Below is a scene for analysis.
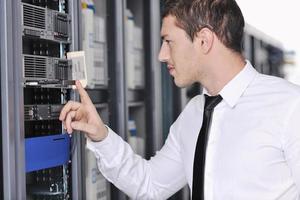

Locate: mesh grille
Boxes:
[24,56,47,78]
[23,4,45,29]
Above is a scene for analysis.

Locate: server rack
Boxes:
[243,24,284,77]
[95,0,163,199]
[1,0,163,199]
[107,0,163,199]
[1,0,83,199]
[125,0,147,160]
[106,1,127,199]
[22,1,80,198]
[124,0,163,158]
[79,0,111,199]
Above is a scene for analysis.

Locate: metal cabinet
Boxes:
[1,0,82,199]
[107,0,163,199]
[1,0,163,199]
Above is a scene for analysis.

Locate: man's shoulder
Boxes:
[169,94,203,135]
[252,74,300,97]
[185,94,203,110]
[173,94,202,122]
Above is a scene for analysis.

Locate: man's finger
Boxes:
[76,80,92,104]
[59,101,81,121]
[71,121,95,135]
[65,111,76,133]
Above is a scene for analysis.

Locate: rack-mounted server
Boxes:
[22,3,71,43]
[24,104,64,121]
[23,54,74,86]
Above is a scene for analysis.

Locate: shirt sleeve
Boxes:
[283,99,300,193]
[86,125,187,200]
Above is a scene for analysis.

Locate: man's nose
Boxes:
[158,43,170,63]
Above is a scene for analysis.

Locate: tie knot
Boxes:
[204,94,223,110]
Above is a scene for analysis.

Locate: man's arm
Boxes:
[87,124,186,199]
[59,81,187,199]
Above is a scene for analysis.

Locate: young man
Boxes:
[60,0,300,199]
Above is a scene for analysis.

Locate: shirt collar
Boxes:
[203,60,258,108]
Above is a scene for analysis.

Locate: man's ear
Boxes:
[195,27,214,54]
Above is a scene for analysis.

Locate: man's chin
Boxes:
[173,79,192,88]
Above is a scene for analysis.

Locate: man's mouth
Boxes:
[167,64,175,75]
[167,64,175,70]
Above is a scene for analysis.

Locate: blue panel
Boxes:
[25,134,70,172]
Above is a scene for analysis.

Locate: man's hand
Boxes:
[59,80,108,141]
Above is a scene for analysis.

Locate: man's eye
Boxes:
[165,40,171,44]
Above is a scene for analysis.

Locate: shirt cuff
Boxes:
[86,125,122,159]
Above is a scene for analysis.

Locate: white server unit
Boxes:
[81,0,111,199]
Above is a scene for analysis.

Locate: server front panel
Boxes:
[21,0,73,199]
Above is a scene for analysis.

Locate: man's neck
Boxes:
[202,53,246,96]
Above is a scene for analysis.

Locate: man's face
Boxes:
[159,15,202,87]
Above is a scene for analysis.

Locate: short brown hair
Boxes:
[162,0,245,53]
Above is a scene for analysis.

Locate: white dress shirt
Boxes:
[87,61,300,200]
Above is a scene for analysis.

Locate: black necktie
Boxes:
[192,94,223,200]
